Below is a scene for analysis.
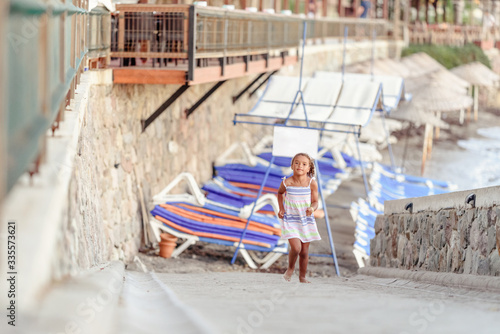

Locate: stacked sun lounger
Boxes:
[351,163,456,267]
[149,172,287,269]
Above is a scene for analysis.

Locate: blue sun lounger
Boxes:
[149,173,287,269]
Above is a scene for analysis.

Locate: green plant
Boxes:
[401,43,491,69]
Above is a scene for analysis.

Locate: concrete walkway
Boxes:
[10,263,500,334]
[155,271,500,334]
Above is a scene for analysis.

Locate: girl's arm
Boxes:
[277,181,286,219]
[306,179,319,216]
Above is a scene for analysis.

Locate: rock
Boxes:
[463,247,473,275]
[391,226,398,258]
[397,236,407,263]
[497,216,500,256]
[489,251,500,276]
[477,257,490,276]
[426,247,438,272]
[374,216,383,233]
[433,230,444,249]
[450,231,462,272]
[438,246,448,272]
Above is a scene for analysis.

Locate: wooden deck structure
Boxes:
[110,4,391,85]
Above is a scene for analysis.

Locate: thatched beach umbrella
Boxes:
[390,101,450,129]
[401,52,444,78]
[412,79,473,139]
[405,71,468,97]
[451,62,500,121]
[412,80,473,113]
[451,62,500,87]
[390,101,449,175]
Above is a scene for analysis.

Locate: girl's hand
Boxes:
[306,207,314,216]
[278,210,285,219]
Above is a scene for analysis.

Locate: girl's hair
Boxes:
[291,153,315,177]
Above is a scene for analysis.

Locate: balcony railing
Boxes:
[409,23,485,46]
[110,4,390,82]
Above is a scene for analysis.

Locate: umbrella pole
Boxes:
[434,112,441,139]
[459,109,465,125]
[421,123,430,176]
[400,122,411,171]
[428,124,434,160]
[474,85,479,121]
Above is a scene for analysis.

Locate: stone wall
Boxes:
[55,75,270,274]
[370,186,500,276]
[55,39,405,275]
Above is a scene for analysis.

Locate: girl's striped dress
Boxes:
[281,177,321,242]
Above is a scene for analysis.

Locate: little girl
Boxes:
[277,153,321,283]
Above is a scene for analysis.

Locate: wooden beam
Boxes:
[190,55,297,85]
[113,55,297,85]
[322,0,327,17]
[383,0,388,20]
[113,69,187,84]
[295,0,300,14]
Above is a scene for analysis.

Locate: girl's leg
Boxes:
[298,242,311,283]
[284,238,301,281]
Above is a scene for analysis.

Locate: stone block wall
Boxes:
[370,187,500,276]
[54,76,270,275]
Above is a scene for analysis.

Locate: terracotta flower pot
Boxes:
[160,233,177,243]
[159,233,178,258]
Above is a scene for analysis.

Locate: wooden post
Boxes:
[322,0,327,17]
[425,0,429,24]
[404,0,410,24]
[118,11,125,52]
[443,0,447,22]
[474,85,479,120]
[421,123,433,175]
[274,0,281,13]
[434,112,441,139]
[338,0,344,17]
[295,0,300,14]
[416,0,421,22]
[383,0,388,20]
[427,124,434,160]
[394,0,401,39]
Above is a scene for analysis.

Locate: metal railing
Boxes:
[4,0,88,197]
[409,23,484,46]
[110,4,391,69]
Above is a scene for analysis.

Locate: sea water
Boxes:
[425,126,500,191]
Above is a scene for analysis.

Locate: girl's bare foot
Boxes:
[299,277,311,283]
[283,269,293,282]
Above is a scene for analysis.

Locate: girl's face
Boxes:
[292,155,310,176]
